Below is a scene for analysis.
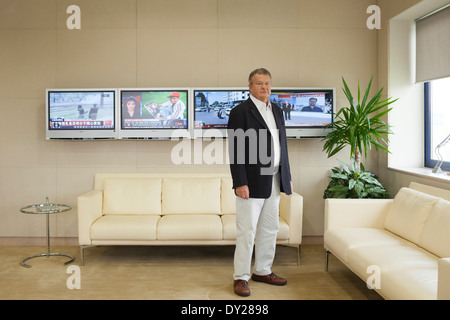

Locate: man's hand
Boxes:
[235,185,250,200]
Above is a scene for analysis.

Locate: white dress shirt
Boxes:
[250,95,280,171]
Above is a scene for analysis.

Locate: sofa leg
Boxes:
[80,246,85,266]
[325,250,330,272]
[297,245,301,266]
[80,245,96,266]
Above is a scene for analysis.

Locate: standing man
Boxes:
[227,68,293,297]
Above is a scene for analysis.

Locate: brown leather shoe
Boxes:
[233,279,251,297]
[251,273,287,286]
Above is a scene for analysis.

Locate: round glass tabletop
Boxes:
[20,203,71,214]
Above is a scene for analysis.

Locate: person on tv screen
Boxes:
[78,105,87,119]
[159,92,186,120]
[227,68,293,297]
[282,100,292,120]
[123,96,140,119]
[301,97,323,112]
[89,104,99,120]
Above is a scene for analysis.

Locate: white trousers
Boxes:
[233,173,281,281]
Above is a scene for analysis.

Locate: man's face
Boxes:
[249,73,271,103]
[170,96,179,103]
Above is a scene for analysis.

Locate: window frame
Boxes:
[424,81,450,171]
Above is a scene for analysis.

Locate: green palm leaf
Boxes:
[322,76,397,173]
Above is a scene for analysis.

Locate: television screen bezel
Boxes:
[270,87,335,138]
[46,88,118,140]
[119,88,191,140]
[191,87,250,139]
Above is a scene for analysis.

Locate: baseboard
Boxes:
[302,236,324,245]
[0,237,78,246]
[0,236,324,246]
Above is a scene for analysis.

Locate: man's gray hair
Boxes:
[248,68,272,85]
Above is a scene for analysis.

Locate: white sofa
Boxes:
[78,173,303,266]
[324,182,450,300]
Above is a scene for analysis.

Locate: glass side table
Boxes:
[20,197,75,268]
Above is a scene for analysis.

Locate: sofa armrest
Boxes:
[280,191,303,245]
[438,258,450,300]
[324,199,393,233]
[77,190,103,246]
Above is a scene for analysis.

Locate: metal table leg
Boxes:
[20,212,74,268]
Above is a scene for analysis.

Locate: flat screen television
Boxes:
[119,88,190,139]
[46,89,118,140]
[192,88,250,138]
[270,88,335,138]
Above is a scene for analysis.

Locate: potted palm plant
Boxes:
[322,76,397,199]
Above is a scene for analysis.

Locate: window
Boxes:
[424,77,450,171]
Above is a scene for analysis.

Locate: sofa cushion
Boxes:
[419,199,450,258]
[157,215,222,240]
[221,215,235,240]
[384,187,439,244]
[221,177,236,215]
[324,228,409,264]
[103,178,162,215]
[162,178,221,215]
[221,215,289,240]
[91,215,160,240]
[347,242,438,300]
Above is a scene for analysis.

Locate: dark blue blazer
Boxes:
[227,98,292,198]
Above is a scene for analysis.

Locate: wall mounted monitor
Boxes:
[119,88,190,139]
[192,88,250,138]
[46,89,118,140]
[270,88,335,138]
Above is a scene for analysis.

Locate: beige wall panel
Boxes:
[298,28,378,88]
[298,0,373,29]
[218,0,299,28]
[136,140,184,167]
[137,0,217,29]
[56,0,137,29]
[296,139,341,168]
[54,140,137,168]
[297,165,330,236]
[136,28,218,87]
[0,98,56,168]
[218,28,299,87]
[296,139,378,173]
[136,139,230,169]
[377,26,388,92]
[137,164,230,175]
[0,0,55,29]
[0,30,56,98]
[56,29,137,88]
[0,167,57,237]
[286,139,300,191]
[286,139,300,168]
